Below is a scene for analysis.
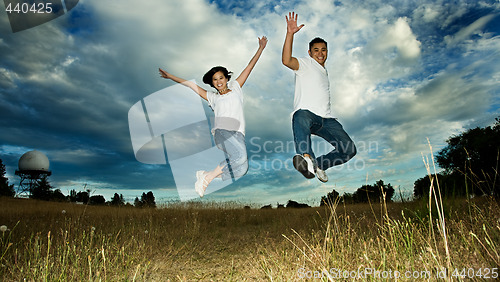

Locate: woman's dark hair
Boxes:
[203,66,232,88]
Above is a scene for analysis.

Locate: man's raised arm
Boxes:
[282,12,304,71]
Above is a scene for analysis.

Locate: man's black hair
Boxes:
[309,37,327,50]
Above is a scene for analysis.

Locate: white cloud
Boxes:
[0,67,18,88]
[413,3,442,23]
[445,14,497,45]
[349,9,373,31]
[373,17,421,60]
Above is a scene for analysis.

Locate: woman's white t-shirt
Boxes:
[206,80,245,135]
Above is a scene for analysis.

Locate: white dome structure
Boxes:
[18,150,50,172]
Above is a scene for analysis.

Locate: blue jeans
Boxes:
[292,109,356,170]
[214,129,248,181]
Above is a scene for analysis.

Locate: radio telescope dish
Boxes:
[18,150,50,172]
[15,150,52,196]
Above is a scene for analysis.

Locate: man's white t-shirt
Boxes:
[207,80,245,135]
[293,56,332,118]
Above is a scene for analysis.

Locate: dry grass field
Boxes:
[1,194,499,281]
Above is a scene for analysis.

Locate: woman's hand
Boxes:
[158,68,208,100]
[159,68,172,79]
[258,36,268,50]
[235,36,267,87]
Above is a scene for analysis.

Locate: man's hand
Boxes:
[286,12,304,34]
[282,12,302,70]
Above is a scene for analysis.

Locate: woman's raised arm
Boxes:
[159,68,208,101]
[236,36,267,87]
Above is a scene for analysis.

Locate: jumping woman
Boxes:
[159,36,267,197]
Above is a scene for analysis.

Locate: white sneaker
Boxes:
[304,156,316,176]
[293,154,316,179]
[195,171,209,197]
[316,168,328,182]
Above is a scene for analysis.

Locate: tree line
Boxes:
[320,117,500,205]
[0,164,156,208]
[413,117,500,199]
[0,159,15,197]
[320,179,395,206]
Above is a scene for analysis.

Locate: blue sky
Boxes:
[1,0,499,206]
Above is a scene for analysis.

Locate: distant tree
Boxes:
[30,176,53,201]
[342,192,355,204]
[348,180,395,204]
[52,189,67,202]
[0,159,15,197]
[134,192,156,208]
[353,185,372,203]
[286,200,310,208]
[414,175,432,200]
[436,118,500,175]
[320,189,340,206]
[416,117,500,197]
[76,191,90,204]
[134,197,142,208]
[89,195,106,205]
[110,193,125,206]
[414,173,466,199]
[140,191,156,208]
[376,180,395,202]
[67,189,78,202]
